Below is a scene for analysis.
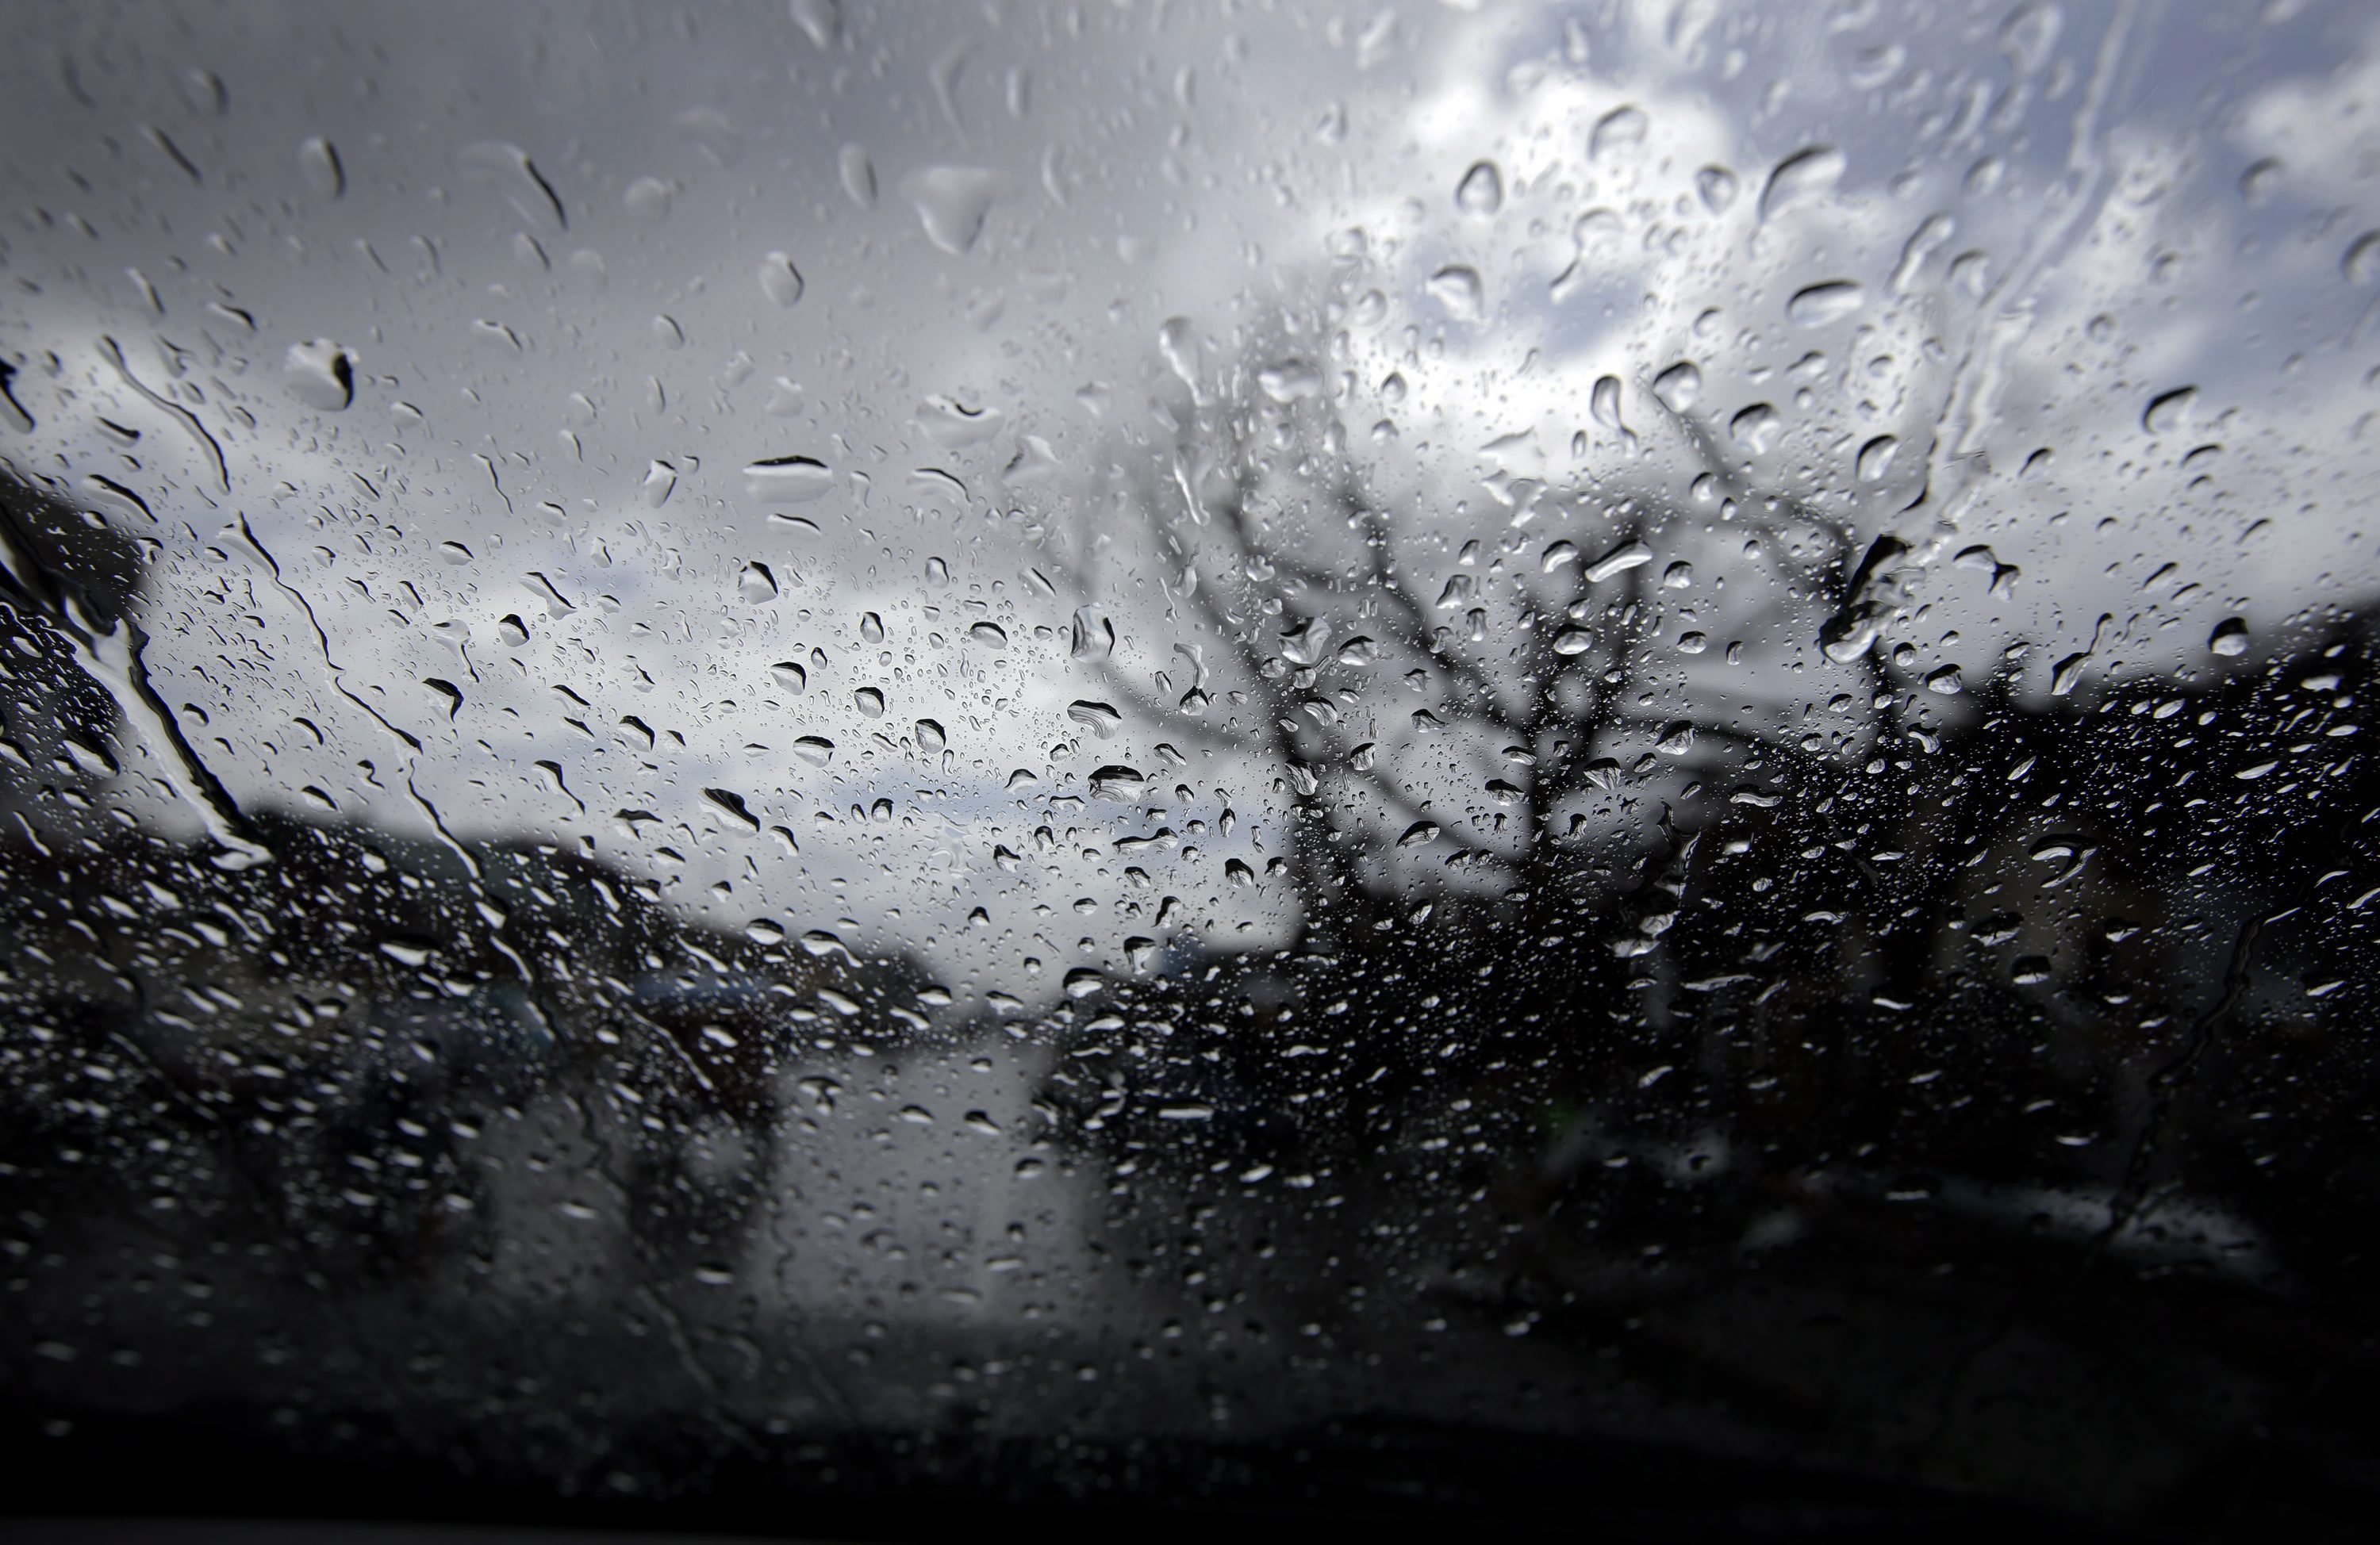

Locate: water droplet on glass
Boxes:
[744,455,833,502]
[1591,375,1626,431]
[642,459,678,508]
[438,541,472,565]
[1655,721,1695,757]
[793,735,835,767]
[1089,764,1146,799]
[2143,386,2197,435]
[1067,700,1123,737]
[1925,665,1964,695]
[739,562,779,603]
[1426,266,1485,323]
[1729,403,1782,453]
[1585,539,1653,583]
[1590,105,1648,159]
[969,622,1008,650]
[916,719,947,752]
[298,136,344,199]
[1398,821,1441,848]
[497,615,530,647]
[854,687,885,718]
[1856,435,1899,481]
[759,251,805,308]
[771,661,808,693]
[2209,617,2250,657]
[2345,232,2380,285]
[282,339,356,411]
[902,165,1004,254]
[624,175,674,222]
[1455,159,1503,214]
[839,144,876,207]
[457,140,567,232]
[1651,361,1702,413]
[1553,625,1595,655]
[1158,317,1202,393]
[1760,145,1845,220]
[1786,281,1865,326]
[1696,165,1740,213]
[792,0,841,49]
[1257,359,1323,402]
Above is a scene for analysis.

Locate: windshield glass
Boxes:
[5,1,2377,1535]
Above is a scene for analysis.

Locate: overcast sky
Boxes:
[6,0,2379,1010]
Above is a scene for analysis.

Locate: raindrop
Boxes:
[1067,700,1123,737]
[1541,541,1580,574]
[739,562,779,602]
[1089,764,1146,799]
[1553,626,1595,655]
[1729,403,1782,454]
[624,176,674,221]
[1786,281,1865,326]
[854,687,885,718]
[1925,665,1964,695]
[1591,374,1626,431]
[2209,617,2250,657]
[438,541,472,565]
[792,0,840,49]
[1652,361,1702,413]
[1159,318,1202,393]
[298,136,344,198]
[1856,435,1899,481]
[969,621,1009,650]
[2344,233,2380,285]
[759,251,805,308]
[1070,608,1115,660]
[1398,821,1441,848]
[770,661,808,693]
[1585,539,1653,583]
[497,615,530,647]
[1590,105,1648,159]
[859,611,885,643]
[282,339,355,411]
[902,165,1005,254]
[1760,146,1845,220]
[793,736,835,767]
[1455,159,1503,214]
[1426,265,1485,322]
[2143,387,2197,435]
[1654,721,1695,756]
[744,455,834,501]
[1696,165,1740,213]
[457,140,566,232]
[747,918,786,945]
[839,144,876,207]
[916,719,947,752]
[642,459,678,507]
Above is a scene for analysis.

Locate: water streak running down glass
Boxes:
[3,2,2379,1538]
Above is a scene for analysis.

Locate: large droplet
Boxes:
[1590,105,1648,159]
[1426,265,1485,323]
[1729,403,1782,454]
[739,562,779,602]
[298,136,344,199]
[902,166,1004,254]
[2209,616,2250,657]
[282,339,355,411]
[1651,361,1702,413]
[759,251,804,308]
[1455,159,1503,214]
[1760,145,1845,220]
[1786,281,1865,326]
[744,455,834,501]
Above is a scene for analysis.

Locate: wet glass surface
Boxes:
[4,2,2379,1536]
